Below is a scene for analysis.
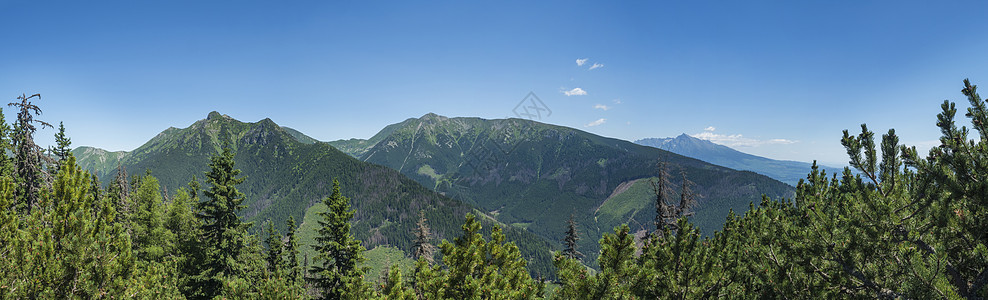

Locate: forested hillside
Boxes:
[330,113,793,264]
[72,111,557,277]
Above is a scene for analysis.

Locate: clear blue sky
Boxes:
[3,1,988,166]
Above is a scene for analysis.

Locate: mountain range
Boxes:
[74,112,796,271]
[328,113,794,260]
[73,111,556,276]
[635,134,844,186]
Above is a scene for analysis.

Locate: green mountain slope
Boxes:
[327,117,419,158]
[635,134,843,186]
[72,111,557,277]
[350,113,795,262]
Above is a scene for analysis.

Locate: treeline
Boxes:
[4,79,988,299]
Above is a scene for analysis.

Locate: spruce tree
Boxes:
[51,121,71,169]
[562,214,583,260]
[309,178,369,300]
[265,220,284,276]
[108,164,132,230]
[284,216,302,285]
[195,145,252,298]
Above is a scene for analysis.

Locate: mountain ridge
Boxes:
[334,113,795,263]
[635,134,843,186]
[72,111,558,277]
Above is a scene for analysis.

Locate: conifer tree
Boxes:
[131,173,173,262]
[0,107,14,178]
[108,164,132,229]
[265,220,284,276]
[411,210,435,264]
[416,213,543,299]
[562,214,583,261]
[381,265,416,300]
[651,161,674,236]
[284,216,302,285]
[309,178,369,300]
[194,145,252,298]
[51,121,71,169]
[9,93,52,213]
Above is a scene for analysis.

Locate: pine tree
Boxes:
[309,178,369,300]
[381,264,415,299]
[411,210,435,264]
[416,213,543,299]
[8,93,52,213]
[562,214,583,261]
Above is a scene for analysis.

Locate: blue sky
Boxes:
[3,1,988,166]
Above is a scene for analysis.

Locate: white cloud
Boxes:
[585,118,606,127]
[589,62,604,70]
[593,104,611,111]
[563,87,587,96]
[612,99,622,104]
[704,126,716,131]
[691,131,797,148]
[576,58,589,66]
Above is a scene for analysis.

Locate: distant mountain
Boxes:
[635,134,843,186]
[72,111,557,277]
[337,113,795,262]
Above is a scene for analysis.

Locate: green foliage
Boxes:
[355,113,794,268]
[284,216,303,285]
[52,121,72,168]
[265,220,285,276]
[71,111,549,280]
[191,145,255,298]
[0,157,137,298]
[0,107,14,177]
[131,173,174,262]
[414,213,544,299]
[309,178,371,300]
[552,79,988,299]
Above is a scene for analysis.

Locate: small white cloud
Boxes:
[589,62,604,70]
[593,104,611,111]
[612,99,622,104]
[692,131,797,148]
[576,58,589,66]
[585,118,606,127]
[563,87,587,96]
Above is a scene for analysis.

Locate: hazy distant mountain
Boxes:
[338,113,794,262]
[73,111,556,276]
[635,134,843,186]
